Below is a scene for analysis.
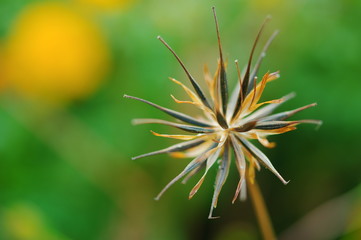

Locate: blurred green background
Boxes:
[0,0,360,239]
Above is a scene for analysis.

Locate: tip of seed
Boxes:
[315,121,323,130]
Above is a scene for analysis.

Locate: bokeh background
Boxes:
[0,0,360,239]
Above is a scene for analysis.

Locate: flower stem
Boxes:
[248,178,276,240]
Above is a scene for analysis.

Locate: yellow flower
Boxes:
[4,2,110,104]
[125,8,321,218]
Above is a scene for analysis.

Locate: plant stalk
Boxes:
[248,178,277,240]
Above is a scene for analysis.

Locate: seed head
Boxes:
[125,7,321,219]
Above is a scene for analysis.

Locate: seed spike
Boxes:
[232,16,271,120]
[235,60,243,87]
[260,103,317,122]
[131,118,214,133]
[124,94,211,127]
[248,30,279,95]
[157,36,212,109]
[212,7,228,115]
[243,16,271,95]
[155,144,218,201]
[131,139,205,160]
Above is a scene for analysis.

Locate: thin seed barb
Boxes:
[125,7,321,219]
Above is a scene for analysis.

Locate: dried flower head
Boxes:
[125,7,321,219]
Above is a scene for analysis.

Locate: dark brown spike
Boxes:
[242,16,271,97]
[212,7,228,114]
[254,121,293,130]
[132,118,215,133]
[232,16,271,119]
[215,111,229,129]
[260,103,317,122]
[232,120,257,132]
[132,139,205,160]
[157,36,212,109]
[124,94,212,127]
[247,30,279,95]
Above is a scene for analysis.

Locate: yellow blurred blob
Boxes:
[75,0,134,11]
[0,45,6,91]
[4,2,110,103]
[3,203,67,240]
